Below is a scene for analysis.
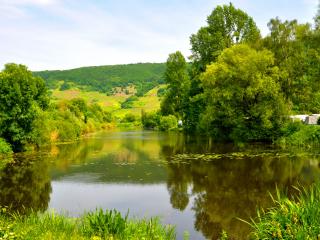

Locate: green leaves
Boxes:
[199,44,289,142]
[0,64,49,151]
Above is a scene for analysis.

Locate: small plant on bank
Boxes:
[82,209,128,238]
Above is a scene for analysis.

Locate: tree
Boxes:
[190,3,261,72]
[315,2,320,30]
[161,51,190,118]
[199,44,289,142]
[184,3,260,132]
[0,63,49,150]
[263,18,320,112]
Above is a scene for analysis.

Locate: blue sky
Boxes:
[0,0,318,70]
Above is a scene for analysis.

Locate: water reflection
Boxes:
[0,154,51,213]
[1,131,320,239]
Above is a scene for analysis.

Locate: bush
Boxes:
[60,81,71,91]
[141,111,160,129]
[0,138,12,154]
[278,123,320,146]
[121,113,137,123]
[159,115,178,131]
[121,96,139,109]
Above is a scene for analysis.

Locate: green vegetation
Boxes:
[35,63,166,96]
[162,2,320,143]
[0,64,49,151]
[250,183,320,239]
[199,44,288,142]
[159,115,178,131]
[0,209,175,240]
[278,122,320,147]
[0,138,12,154]
[160,51,190,118]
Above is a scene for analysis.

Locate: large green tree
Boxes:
[190,3,261,72]
[161,51,190,118]
[199,44,289,142]
[0,64,49,150]
[184,3,261,132]
[263,18,320,112]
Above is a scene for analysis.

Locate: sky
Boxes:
[0,0,318,71]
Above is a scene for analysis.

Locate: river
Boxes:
[1,130,320,239]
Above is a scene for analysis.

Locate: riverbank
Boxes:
[0,209,175,240]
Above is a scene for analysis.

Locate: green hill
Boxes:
[34,63,166,96]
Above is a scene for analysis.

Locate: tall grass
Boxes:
[0,208,176,240]
[249,183,320,239]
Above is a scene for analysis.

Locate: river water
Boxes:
[1,130,320,239]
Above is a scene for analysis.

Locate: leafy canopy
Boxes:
[161,51,190,118]
[199,44,289,142]
[190,3,260,72]
[0,63,48,150]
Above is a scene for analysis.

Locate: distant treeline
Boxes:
[34,63,166,96]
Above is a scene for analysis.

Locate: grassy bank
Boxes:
[249,183,320,239]
[0,209,175,240]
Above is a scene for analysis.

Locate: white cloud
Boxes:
[0,0,318,70]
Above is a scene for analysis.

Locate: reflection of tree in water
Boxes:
[162,139,320,239]
[0,155,51,213]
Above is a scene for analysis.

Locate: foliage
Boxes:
[160,51,190,118]
[184,3,261,133]
[31,99,113,146]
[199,44,289,142]
[34,63,166,96]
[0,138,12,154]
[250,183,320,239]
[159,115,178,131]
[121,113,137,123]
[190,2,260,72]
[121,96,138,109]
[141,110,161,129]
[0,64,49,151]
[278,123,320,146]
[0,209,176,240]
[263,18,320,113]
[60,81,71,91]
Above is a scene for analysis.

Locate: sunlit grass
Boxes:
[247,183,320,239]
[0,208,176,240]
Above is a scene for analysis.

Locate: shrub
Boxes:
[121,96,138,109]
[0,138,12,154]
[121,113,137,123]
[159,115,178,131]
[278,124,320,146]
[141,111,160,129]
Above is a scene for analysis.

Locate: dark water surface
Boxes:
[1,130,320,239]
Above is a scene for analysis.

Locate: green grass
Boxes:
[248,183,320,239]
[0,209,176,240]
